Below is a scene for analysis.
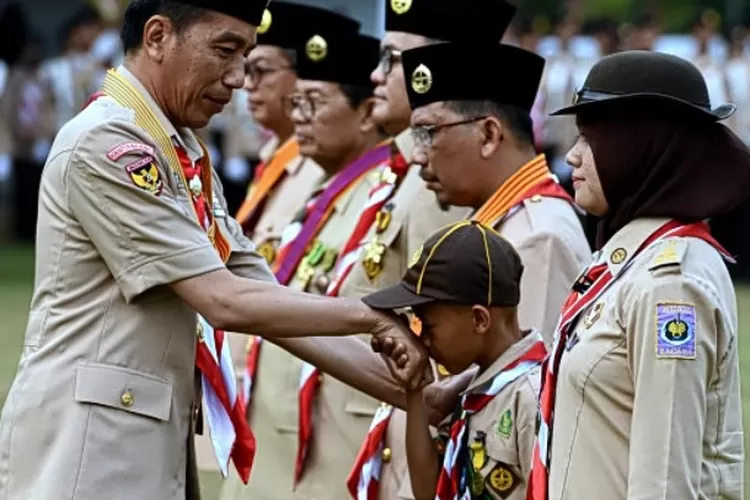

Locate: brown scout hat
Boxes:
[363,220,523,309]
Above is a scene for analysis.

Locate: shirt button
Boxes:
[381,447,392,462]
[120,390,135,407]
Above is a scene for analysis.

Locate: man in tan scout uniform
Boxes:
[364,220,546,500]
[402,43,591,342]
[206,2,358,478]
[220,20,391,499]
[345,2,522,498]
[232,2,355,237]
[0,2,430,499]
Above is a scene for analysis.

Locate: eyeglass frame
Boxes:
[378,47,402,76]
[286,92,330,120]
[411,116,488,149]
[245,61,295,85]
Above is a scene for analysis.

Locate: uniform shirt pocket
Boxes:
[74,362,173,421]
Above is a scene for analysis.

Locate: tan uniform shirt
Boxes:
[0,67,274,500]
[436,332,542,500]
[549,217,743,500]
[221,158,381,500]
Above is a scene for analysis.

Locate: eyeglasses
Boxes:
[411,116,487,149]
[287,93,328,120]
[245,62,294,84]
[378,47,402,76]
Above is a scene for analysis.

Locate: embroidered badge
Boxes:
[496,409,513,438]
[126,157,162,195]
[487,463,519,498]
[362,238,386,280]
[583,301,605,328]
[107,142,155,161]
[656,302,697,359]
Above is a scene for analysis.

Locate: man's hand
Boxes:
[369,311,433,389]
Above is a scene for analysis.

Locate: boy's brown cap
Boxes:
[363,220,523,309]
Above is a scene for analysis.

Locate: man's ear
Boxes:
[471,305,491,335]
[479,116,503,159]
[142,15,173,63]
[358,96,378,135]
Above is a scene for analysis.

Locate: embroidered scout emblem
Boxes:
[362,238,386,280]
[488,464,519,498]
[411,64,432,94]
[656,302,697,359]
[126,157,162,195]
[610,247,627,264]
[390,0,412,14]
[583,301,605,329]
[496,409,513,438]
[375,205,393,234]
[649,240,687,271]
[106,142,154,161]
[306,35,327,61]
[409,245,423,268]
[258,9,272,34]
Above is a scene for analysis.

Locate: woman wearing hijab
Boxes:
[528,51,749,500]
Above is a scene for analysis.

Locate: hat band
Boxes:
[573,88,711,111]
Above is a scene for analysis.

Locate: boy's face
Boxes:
[413,302,485,374]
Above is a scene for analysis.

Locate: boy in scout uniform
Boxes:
[401,41,591,342]
[363,220,546,500]
[345,1,523,498]
[220,22,391,500]
[0,2,432,499]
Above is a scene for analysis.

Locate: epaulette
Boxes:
[648,239,687,273]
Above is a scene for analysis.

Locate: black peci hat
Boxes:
[363,220,523,310]
[177,0,270,27]
[401,42,544,112]
[255,2,360,49]
[551,50,736,121]
[385,0,516,43]
[295,26,379,89]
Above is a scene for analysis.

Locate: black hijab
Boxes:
[579,113,750,248]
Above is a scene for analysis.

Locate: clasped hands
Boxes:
[369,310,434,391]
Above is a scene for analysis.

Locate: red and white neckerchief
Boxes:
[526,219,734,500]
[346,403,395,499]
[436,338,547,500]
[295,145,405,486]
[174,145,255,482]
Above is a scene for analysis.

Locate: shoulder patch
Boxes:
[126,157,162,195]
[486,463,520,498]
[106,142,155,161]
[655,302,696,359]
[648,240,687,272]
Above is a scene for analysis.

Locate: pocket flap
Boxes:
[75,363,173,421]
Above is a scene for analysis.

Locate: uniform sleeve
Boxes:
[624,273,718,500]
[514,232,580,339]
[515,373,541,481]
[67,119,226,303]
[211,170,276,283]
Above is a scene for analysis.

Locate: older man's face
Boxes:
[153,11,255,128]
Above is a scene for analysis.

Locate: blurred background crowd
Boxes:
[0,0,749,275]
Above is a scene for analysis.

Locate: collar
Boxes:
[279,138,304,174]
[116,66,204,163]
[394,128,414,163]
[473,154,550,225]
[464,330,544,393]
[596,217,672,275]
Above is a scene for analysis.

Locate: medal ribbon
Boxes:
[527,219,734,500]
[94,71,253,482]
[436,339,547,500]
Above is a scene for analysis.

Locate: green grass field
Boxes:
[1,244,749,497]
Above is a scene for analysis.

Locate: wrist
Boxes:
[355,300,381,332]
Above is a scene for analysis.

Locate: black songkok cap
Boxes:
[384,0,516,43]
[402,42,544,112]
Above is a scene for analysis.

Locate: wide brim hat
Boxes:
[551,50,735,121]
